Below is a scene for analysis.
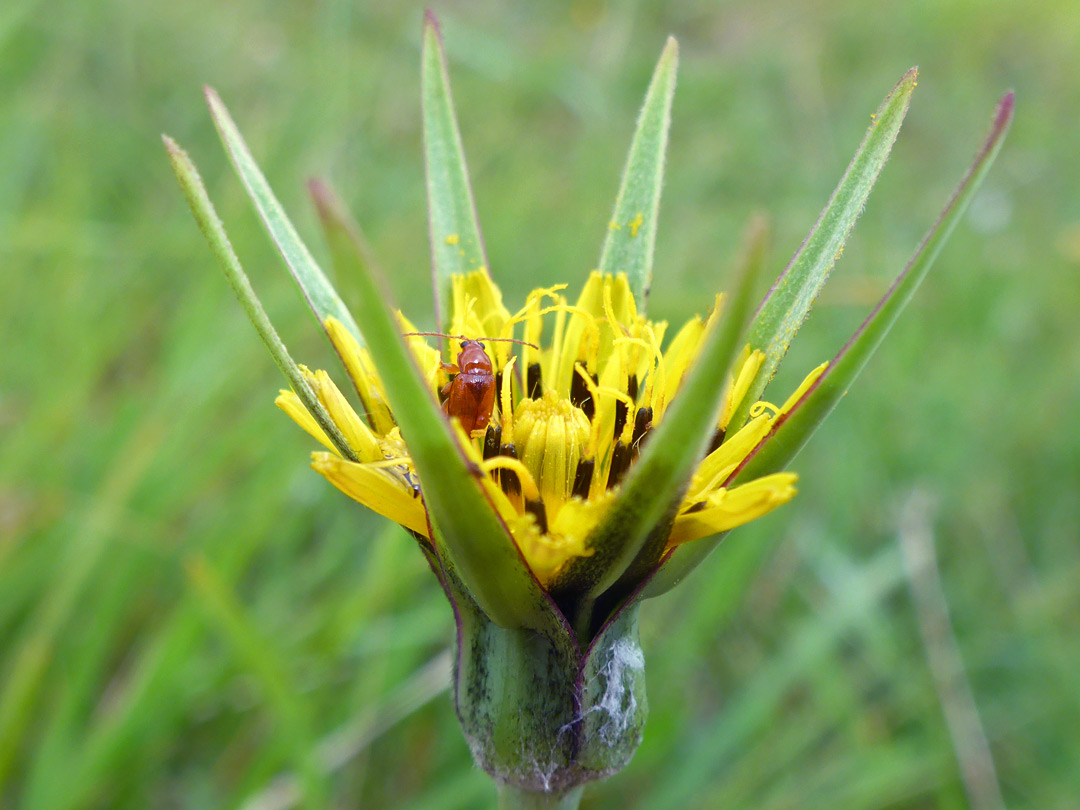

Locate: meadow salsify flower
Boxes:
[276,269,824,589]
[166,11,1012,806]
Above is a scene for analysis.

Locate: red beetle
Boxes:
[441,339,496,435]
[404,332,537,436]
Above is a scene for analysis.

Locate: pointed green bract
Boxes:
[643,92,1014,600]
[163,135,357,462]
[422,11,489,332]
[727,68,918,431]
[311,191,566,638]
[737,92,1015,483]
[204,87,364,344]
[554,219,767,618]
[597,36,678,314]
[307,178,382,316]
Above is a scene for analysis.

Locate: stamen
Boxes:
[644,324,667,416]
[524,498,549,534]
[707,427,726,455]
[499,441,521,496]
[528,363,543,398]
[608,441,631,488]
[627,373,639,402]
[570,368,596,419]
[631,406,652,454]
[481,456,540,502]
[483,424,502,460]
[571,458,594,499]
[613,399,629,441]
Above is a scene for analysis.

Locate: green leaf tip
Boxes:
[421,9,489,333]
[307,177,382,326]
[597,35,679,315]
[202,85,363,344]
[729,66,917,431]
[735,88,1014,484]
[162,132,357,463]
[644,89,1013,600]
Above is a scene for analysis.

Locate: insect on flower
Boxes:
[404,332,537,435]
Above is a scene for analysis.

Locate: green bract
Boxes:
[166,12,1012,808]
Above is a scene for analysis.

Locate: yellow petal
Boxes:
[552,272,604,395]
[687,413,773,502]
[718,348,766,430]
[509,499,600,587]
[656,314,703,412]
[275,390,337,454]
[450,270,513,365]
[778,361,829,416]
[313,370,382,462]
[668,473,798,547]
[395,311,442,391]
[324,317,396,436]
[311,452,429,536]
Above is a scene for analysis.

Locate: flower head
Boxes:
[274,270,820,591]
[278,269,823,588]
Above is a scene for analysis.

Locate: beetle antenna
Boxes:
[403,331,539,350]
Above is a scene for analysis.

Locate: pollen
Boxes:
[446,233,460,245]
[629,212,644,237]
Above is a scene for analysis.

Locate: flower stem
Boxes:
[497,784,584,810]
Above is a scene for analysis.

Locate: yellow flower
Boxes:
[277,269,825,587]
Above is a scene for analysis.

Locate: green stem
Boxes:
[497,784,584,810]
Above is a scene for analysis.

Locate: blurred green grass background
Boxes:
[3,0,1079,807]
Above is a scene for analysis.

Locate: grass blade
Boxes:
[311,189,565,638]
[597,36,678,314]
[163,135,357,461]
[204,87,363,343]
[727,68,918,431]
[646,92,1014,599]
[185,555,328,809]
[422,11,489,332]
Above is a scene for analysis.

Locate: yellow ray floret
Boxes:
[668,473,798,547]
[311,452,428,537]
